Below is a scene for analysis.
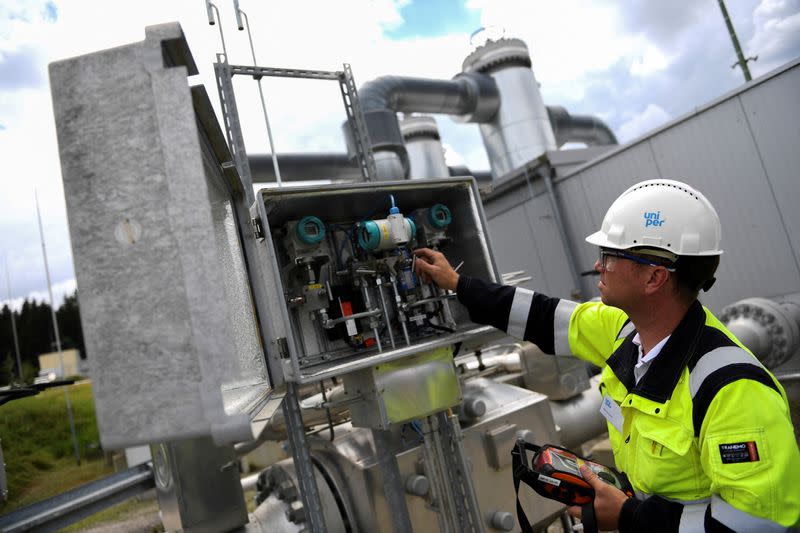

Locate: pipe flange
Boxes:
[400,116,440,141]
[462,37,532,74]
[720,297,800,369]
[255,464,299,506]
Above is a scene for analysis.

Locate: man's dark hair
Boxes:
[672,255,720,301]
[631,248,720,302]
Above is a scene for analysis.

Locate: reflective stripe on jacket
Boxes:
[456,275,800,531]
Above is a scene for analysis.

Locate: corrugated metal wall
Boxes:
[484,58,800,312]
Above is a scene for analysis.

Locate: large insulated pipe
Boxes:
[460,38,557,180]
[248,152,494,184]
[546,105,618,147]
[719,294,800,369]
[344,74,499,180]
[399,116,450,179]
[548,376,607,449]
[249,153,361,182]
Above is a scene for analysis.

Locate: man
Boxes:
[414,179,800,532]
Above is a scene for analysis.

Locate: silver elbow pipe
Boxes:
[345,74,499,180]
[359,74,499,119]
[546,105,618,147]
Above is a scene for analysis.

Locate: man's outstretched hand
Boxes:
[413,248,459,291]
[567,465,629,531]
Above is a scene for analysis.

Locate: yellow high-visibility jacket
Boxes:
[457,275,800,531]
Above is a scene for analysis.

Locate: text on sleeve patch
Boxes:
[719,442,759,464]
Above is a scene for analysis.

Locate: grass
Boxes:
[0,382,256,531]
[0,382,112,513]
[61,495,163,533]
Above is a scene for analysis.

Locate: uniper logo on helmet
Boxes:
[585,179,723,256]
[643,211,665,228]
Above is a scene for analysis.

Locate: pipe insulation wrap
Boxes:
[546,105,618,147]
[359,74,500,120]
[548,376,607,449]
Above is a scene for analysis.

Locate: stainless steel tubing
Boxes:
[323,308,382,328]
[438,288,456,328]
[391,277,412,345]
[360,280,382,352]
[377,278,396,349]
[405,292,457,308]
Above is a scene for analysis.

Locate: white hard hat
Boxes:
[585,179,723,256]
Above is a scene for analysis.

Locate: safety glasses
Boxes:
[599,248,676,272]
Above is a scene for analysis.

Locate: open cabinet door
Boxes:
[49,23,280,449]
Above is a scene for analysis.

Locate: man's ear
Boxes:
[644,267,671,295]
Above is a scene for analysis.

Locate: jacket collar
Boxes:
[606,300,706,403]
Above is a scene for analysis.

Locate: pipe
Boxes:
[400,116,450,179]
[248,153,495,185]
[359,75,499,119]
[546,105,618,147]
[0,463,154,533]
[719,294,800,369]
[249,153,360,183]
[542,166,584,299]
[548,376,607,449]
[347,74,499,180]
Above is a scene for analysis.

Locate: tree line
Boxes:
[0,290,84,385]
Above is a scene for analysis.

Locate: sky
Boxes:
[0,0,799,311]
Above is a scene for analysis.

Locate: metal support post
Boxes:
[421,412,485,533]
[421,416,459,532]
[371,428,414,533]
[339,63,378,181]
[239,10,283,186]
[434,412,483,532]
[440,412,485,533]
[214,58,255,205]
[283,381,327,532]
[717,0,755,82]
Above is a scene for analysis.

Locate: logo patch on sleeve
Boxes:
[719,442,759,464]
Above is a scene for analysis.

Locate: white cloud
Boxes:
[617,103,671,142]
[747,0,800,74]
[0,276,75,312]
[1,0,798,303]
[629,45,674,77]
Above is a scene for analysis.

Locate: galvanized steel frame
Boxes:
[283,381,327,532]
[217,62,377,184]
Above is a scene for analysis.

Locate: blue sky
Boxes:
[0,0,799,309]
[385,0,481,39]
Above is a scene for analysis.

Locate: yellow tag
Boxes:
[307,283,323,289]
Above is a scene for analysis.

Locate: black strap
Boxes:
[512,441,540,533]
[581,502,599,533]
